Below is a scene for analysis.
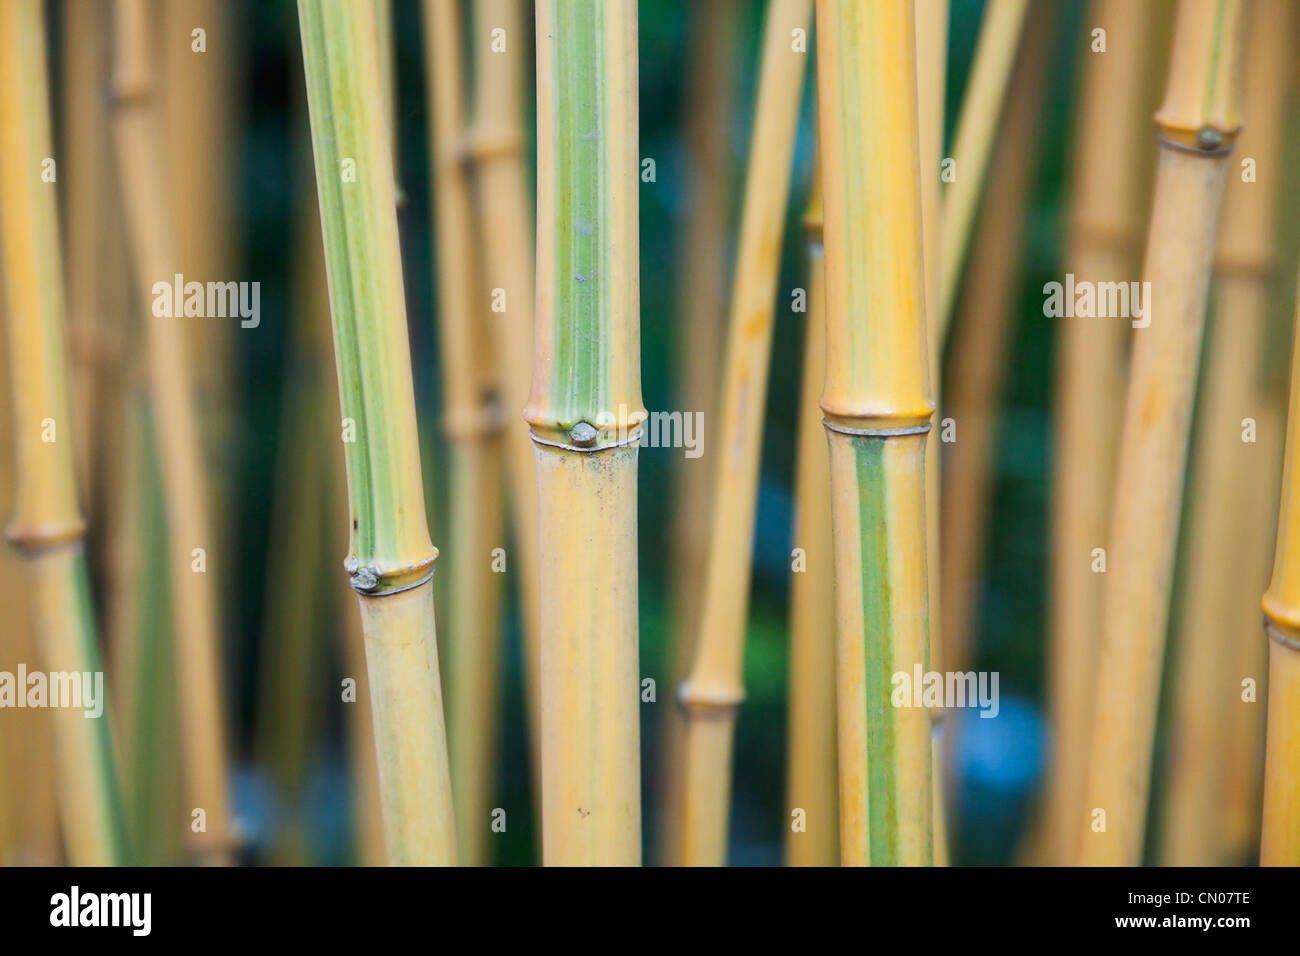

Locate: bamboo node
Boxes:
[345,552,438,596]
[677,680,744,718]
[1153,124,1239,157]
[5,519,87,555]
[1265,619,1300,652]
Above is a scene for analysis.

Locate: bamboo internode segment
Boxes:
[112,0,235,862]
[786,167,839,867]
[675,0,811,867]
[527,0,645,448]
[1045,0,1158,868]
[1161,0,1291,867]
[299,0,456,865]
[817,0,933,866]
[532,0,643,866]
[470,0,545,806]
[1261,264,1300,865]
[0,0,128,866]
[1154,0,1243,150]
[1078,0,1246,867]
[936,0,1029,345]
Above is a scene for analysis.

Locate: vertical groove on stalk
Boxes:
[530,0,644,866]
[298,0,456,865]
[1043,0,1159,867]
[675,0,811,868]
[1161,0,1292,866]
[0,0,128,866]
[1079,0,1246,866]
[422,0,508,867]
[816,0,933,867]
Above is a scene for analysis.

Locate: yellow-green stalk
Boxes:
[1044,0,1160,867]
[1160,0,1292,866]
[0,0,128,866]
[661,0,739,867]
[1079,0,1247,866]
[915,0,950,868]
[937,0,1029,344]
[299,0,457,865]
[816,0,933,866]
[423,0,507,867]
[468,0,545,810]
[676,0,811,868]
[112,0,234,863]
[528,0,644,866]
[785,165,838,866]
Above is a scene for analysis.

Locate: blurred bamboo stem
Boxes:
[0,0,128,866]
[676,0,811,867]
[468,0,545,818]
[423,0,508,867]
[817,0,933,866]
[1079,0,1246,866]
[1160,0,1291,866]
[529,0,644,866]
[299,0,457,865]
[785,168,838,866]
[112,0,234,864]
[937,0,1029,344]
[1044,0,1157,867]
[661,0,738,868]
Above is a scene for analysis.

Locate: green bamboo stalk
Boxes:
[528,0,644,866]
[0,0,128,867]
[816,0,933,866]
[298,0,457,865]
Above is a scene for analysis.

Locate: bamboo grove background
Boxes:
[1,0,1299,866]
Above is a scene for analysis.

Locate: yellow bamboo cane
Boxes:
[0,0,128,866]
[817,0,933,866]
[676,0,811,868]
[1079,0,1247,866]
[422,0,508,868]
[1160,0,1292,866]
[1043,0,1160,867]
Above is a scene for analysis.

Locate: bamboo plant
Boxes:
[816,0,933,866]
[661,0,739,867]
[112,0,234,864]
[299,0,457,866]
[676,0,811,868]
[1160,0,1292,866]
[1079,0,1247,866]
[0,0,128,867]
[1260,265,1300,866]
[1044,0,1160,867]
[528,0,644,866]
[467,0,545,802]
[785,163,838,867]
[423,0,507,868]
[937,0,1029,344]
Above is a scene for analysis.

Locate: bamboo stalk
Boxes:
[111,0,234,864]
[1261,284,1300,862]
[373,0,404,205]
[937,0,1029,345]
[422,0,508,868]
[467,0,545,818]
[0,0,128,866]
[785,166,838,866]
[816,0,933,866]
[1043,0,1159,867]
[529,0,643,866]
[1160,0,1291,866]
[676,0,811,868]
[298,0,457,866]
[915,0,950,868]
[661,0,739,868]
[1079,0,1247,866]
